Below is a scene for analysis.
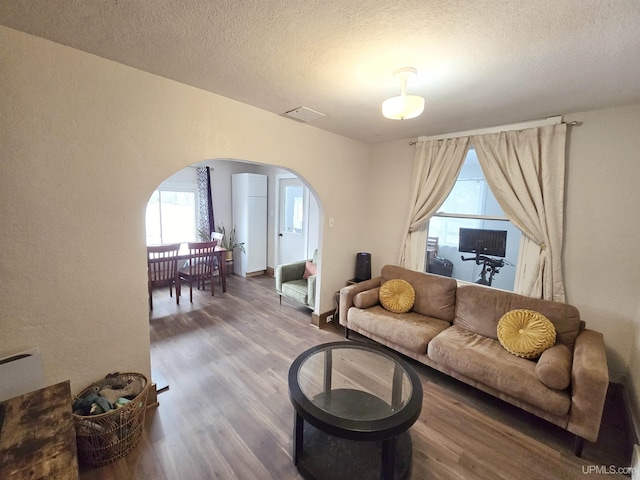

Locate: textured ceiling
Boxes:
[2,0,640,143]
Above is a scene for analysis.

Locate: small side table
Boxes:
[0,381,79,479]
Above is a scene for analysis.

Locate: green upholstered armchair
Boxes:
[275,250,317,310]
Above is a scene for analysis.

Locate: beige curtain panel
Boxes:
[399,137,470,271]
[472,124,567,302]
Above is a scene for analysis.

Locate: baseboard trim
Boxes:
[311,309,335,329]
[265,266,274,277]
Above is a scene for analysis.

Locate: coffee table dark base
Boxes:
[289,344,423,480]
[296,423,412,480]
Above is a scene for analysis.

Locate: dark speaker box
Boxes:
[355,253,371,282]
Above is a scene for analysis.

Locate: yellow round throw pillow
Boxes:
[379,279,415,314]
[497,309,556,359]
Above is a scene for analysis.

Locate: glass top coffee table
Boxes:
[288,341,423,480]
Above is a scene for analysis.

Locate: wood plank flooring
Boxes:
[79,274,633,479]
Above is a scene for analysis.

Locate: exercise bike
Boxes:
[460,252,512,287]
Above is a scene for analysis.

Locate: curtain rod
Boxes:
[408,117,580,145]
[187,165,214,170]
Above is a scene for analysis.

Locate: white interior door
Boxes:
[277,177,307,265]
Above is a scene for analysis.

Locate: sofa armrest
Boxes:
[338,276,382,327]
[567,329,609,442]
[275,260,306,292]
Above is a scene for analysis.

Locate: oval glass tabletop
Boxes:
[295,343,413,422]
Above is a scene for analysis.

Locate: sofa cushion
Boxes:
[348,305,450,354]
[428,325,570,416]
[302,260,317,279]
[454,284,582,348]
[379,279,415,313]
[381,265,457,322]
[353,287,380,309]
[536,344,572,390]
[281,279,308,305]
[497,309,556,359]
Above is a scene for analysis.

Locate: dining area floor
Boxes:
[148,271,311,319]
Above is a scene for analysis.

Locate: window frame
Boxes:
[146,181,199,246]
[427,148,522,291]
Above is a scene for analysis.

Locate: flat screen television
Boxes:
[459,228,507,258]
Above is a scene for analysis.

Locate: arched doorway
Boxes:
[144,158,323,315]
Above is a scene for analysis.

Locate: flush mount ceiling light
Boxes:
[382,67,425,120]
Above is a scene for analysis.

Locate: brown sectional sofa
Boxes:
[339,264,609,455]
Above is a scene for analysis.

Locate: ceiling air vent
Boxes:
[283,106,325,123]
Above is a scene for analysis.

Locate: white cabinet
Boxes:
[232,173,267,277]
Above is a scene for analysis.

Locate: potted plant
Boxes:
[197,228,211,241]
[217,224,245,261]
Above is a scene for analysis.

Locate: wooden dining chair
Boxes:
[177,241,217,303]
[210,232,224,285]
[147,243,181,311]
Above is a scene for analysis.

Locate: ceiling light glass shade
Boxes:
[382,94,425,120]
[382,67,425,120]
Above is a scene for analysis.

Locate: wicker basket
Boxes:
[73,372,149,467]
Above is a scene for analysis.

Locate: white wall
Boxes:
[364,139,416,273]
[563,105,640,413]
[162,167,198,185]
[0,26,369,393]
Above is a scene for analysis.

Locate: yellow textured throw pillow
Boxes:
[497,309,556,359]
[379,279,415,314]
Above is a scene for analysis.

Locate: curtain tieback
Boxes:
[539,243,547,251]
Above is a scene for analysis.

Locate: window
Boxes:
[427,148,522,291]
[145,186,197,245]
[282,184,304,235]
[429,179,484,246]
